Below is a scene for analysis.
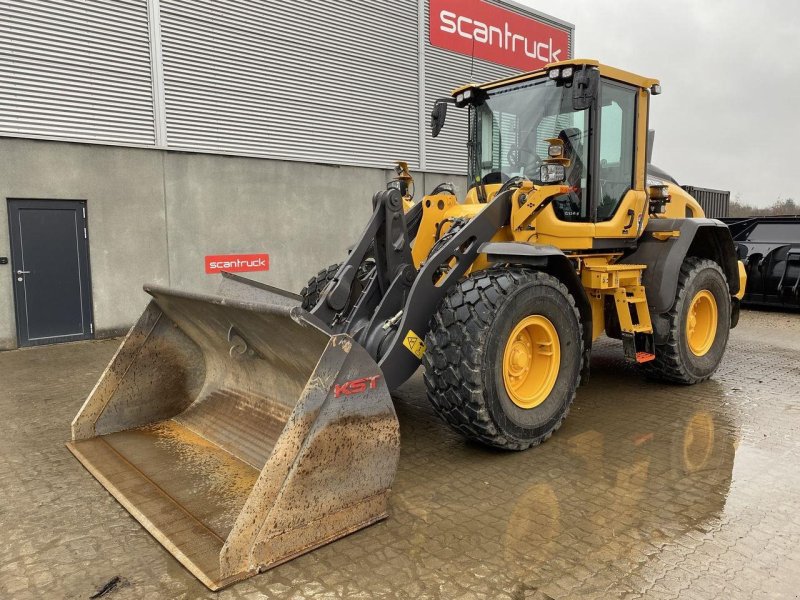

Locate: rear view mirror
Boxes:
[431,99,450,138]
[572,66,599,111]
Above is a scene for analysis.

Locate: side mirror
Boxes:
[431,99,450,138]
[572,66,599,111]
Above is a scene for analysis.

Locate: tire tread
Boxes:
[300,264,339,310]
[423,267,582,451]
[644,257,727,384]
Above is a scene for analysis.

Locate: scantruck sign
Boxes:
[205,253,270,274]
[429,0,570,72]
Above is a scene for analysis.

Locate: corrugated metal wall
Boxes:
[683,186,730,218]
[0,0,155,144]
[0,0,571,172]
[159,0,421,167]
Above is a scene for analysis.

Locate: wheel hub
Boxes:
[502,315,560,409]
[686,290,717,357]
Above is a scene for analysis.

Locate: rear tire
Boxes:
[645,257,731,384]
[424,267,583,451]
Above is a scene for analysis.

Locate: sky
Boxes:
[519,0,800,207]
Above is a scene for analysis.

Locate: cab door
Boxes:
[594,80,649,242]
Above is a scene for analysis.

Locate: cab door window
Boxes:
[596,82,637,221]
[537,111,590,222]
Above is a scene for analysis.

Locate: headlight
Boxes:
[561,66,574,79]
[455,92,465,105]
[540,164,566,184]
[548,68,560,80]
[547,144,563,158]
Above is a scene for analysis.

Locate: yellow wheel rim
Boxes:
[502,315,560,409]
[686,290,717,357]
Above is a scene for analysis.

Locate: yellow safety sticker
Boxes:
[403,330,426,359]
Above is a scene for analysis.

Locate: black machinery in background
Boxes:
[721,216,800,308]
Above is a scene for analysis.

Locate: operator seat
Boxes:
[559,127,584,186]
[552,127,586,221]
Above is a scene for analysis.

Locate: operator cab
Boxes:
[431,60,664,247]
[469,65,638,224]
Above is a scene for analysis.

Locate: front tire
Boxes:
[424,267,583,451]
[645,257,731,384]
[300,264,340,310]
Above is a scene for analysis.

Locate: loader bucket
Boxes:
[67,280,399,590]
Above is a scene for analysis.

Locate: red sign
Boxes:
[429,0,570,72]
[204,253,269,274]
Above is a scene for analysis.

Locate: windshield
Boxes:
[470,78,591,221]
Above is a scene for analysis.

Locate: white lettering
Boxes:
[207,255,268,272]
[550,39,561,62]
[524,39,537,59]
[456,15,472,39]
[472,20,488,43]
[439,10,456,34]
[488,25,502,47]
[437,9,565,67]
[536,41,548,61]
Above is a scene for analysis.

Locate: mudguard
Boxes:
[620,218,739,314]
[480,241,593,380]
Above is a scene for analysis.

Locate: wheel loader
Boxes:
[67,59,746,590]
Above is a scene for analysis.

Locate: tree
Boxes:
[728,195,798,218]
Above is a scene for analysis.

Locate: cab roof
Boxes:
[452,59,660,95]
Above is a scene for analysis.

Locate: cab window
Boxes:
[540,111,590,222]
[596,82,637,221]
[472,79,590,221]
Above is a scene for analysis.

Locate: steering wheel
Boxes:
[507,143,542,173]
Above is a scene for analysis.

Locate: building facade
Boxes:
[0,0,572,348]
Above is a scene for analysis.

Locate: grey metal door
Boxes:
[8,199,94,347]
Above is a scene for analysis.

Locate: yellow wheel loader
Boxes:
[68,59,746,589]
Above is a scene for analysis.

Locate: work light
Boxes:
[453,86,486,108]
[540,164,566,184]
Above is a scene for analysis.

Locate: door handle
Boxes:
[623,209,635,231]
[16,270,30,275]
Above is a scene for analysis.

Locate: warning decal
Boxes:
[403,330,426,359]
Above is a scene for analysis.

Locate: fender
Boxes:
[480,241,593,382]
[620,218,739,315]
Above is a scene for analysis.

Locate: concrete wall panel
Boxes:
[0,139,169,348]
[164,153,390,294]
[0,139,468,349]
